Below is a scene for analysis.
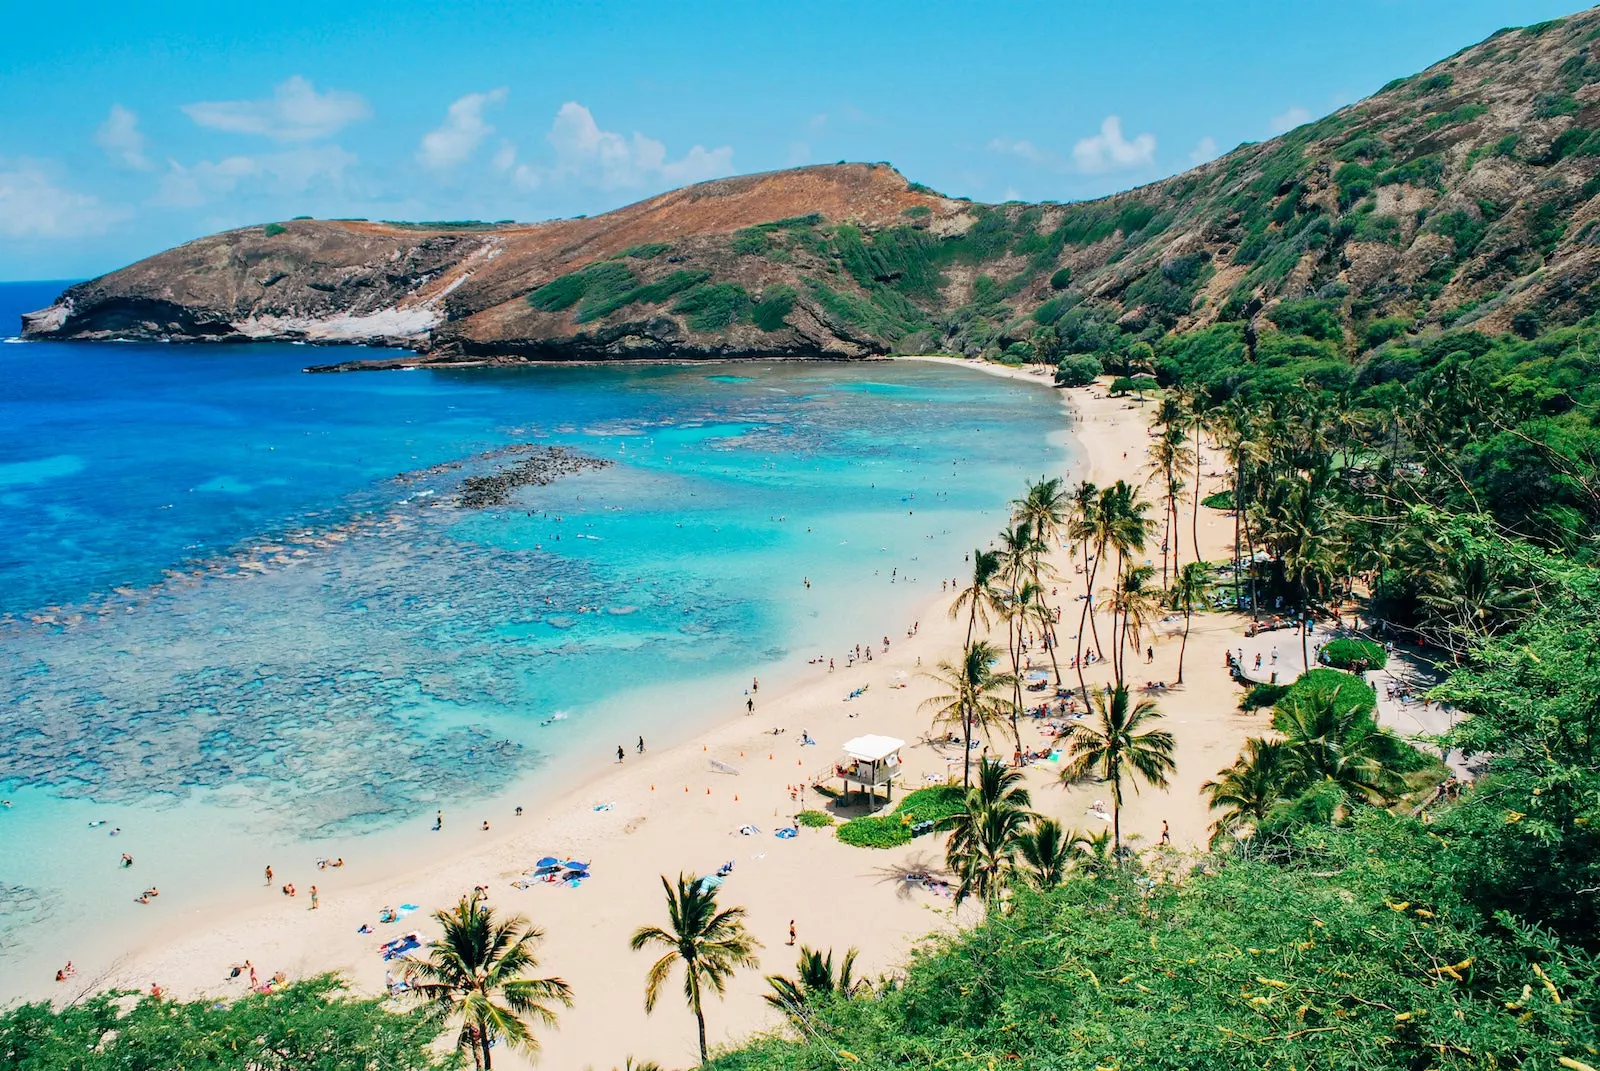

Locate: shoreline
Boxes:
[24,362,1260,1070]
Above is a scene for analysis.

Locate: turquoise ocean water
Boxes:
[0,280,1069,994]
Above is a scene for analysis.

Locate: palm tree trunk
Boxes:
[1300,615,1311,678]
[1160,480,1171,587]
[1192,420,1204,567]
[1232,453,1243,611]
[1008,611,1022,749]
[1111,774,1123,861]
[963,600,979,789]
[1178,606,1191,684]
[693,984,709,1066]
[482,1032,493,1071]
[1036,564,1065,687]
[1076,548,1101,703]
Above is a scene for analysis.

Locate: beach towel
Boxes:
[775,827,798,839]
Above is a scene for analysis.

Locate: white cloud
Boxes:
[1268,105,1312,135]
[508,102,733,192]
[182,76,370,142]
[1189,136,1220,165]
[96,104,152,170]
[417,88,507,171]
[1071,116,1157,174]
[154,145,357,207]
[987,137,1053,165]
[0,160,128,238]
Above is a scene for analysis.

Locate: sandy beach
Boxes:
[54,363,1260,1070]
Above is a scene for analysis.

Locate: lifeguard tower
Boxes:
[837,734,905,806]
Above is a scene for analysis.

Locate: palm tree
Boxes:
[1145,408,1192,585]
[630,874,761,1067]
[1067,481,1101,700]
[1106,562,1161,686]
[1168,561,1214,684]
[763,946,863,1026]
[1015,816,1086,890]
[1188,390,1213,569]
[1073,828,1119,876]
[1013,477,1072,683]
[920,642,1017,786]
[1275,684,1401,805]
[1059,686,1176,858]
[998,521,1043,728]
[938,759,1035,906]
[410,895,573,1070]
[950,548,1003,650]
[1202,738,1290,843]
[1072,481,1153,698]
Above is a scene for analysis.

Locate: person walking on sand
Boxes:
[1160,820,1171,846]
[637,735,645,753]
[746,696,754,714]
[265,865,273,886]
[788,920,797,946]
[309,885,319,909]
[434,810,443,831]
[617,745,625,763]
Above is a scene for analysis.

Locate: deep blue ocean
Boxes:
[0,280,1069,986]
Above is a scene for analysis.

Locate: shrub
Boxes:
[902,205,932,219]
[1240,682,1289,709]
[1054,354,1102,387]
[1319,637,1389,670]
[673,283,750,331]
[750,286,796,332]
[262,222,287,236]
[836,785,964,849]
[796,810,834,828]
[1363,316,1412,349]
[1049,267,1072,290]
[527,272,590,312]
[1201,489,1235,510]
[617,243,670,259]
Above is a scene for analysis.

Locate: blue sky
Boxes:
[0,0,1582,281]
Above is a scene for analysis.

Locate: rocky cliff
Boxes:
[23,8,1600,368]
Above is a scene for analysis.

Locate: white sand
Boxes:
[53,366,1261,1070]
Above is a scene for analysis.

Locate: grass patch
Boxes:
[836,785,964,849]
[796,810,834,828]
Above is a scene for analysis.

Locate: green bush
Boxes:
[673,283,750,331]
[902,205,932,219]
[1054,354,1102,387]
[1049,267,1072,290]
[262,222,287,236]
[836,785,964,849]
[1319,637,1388,670]
[1201,489,1235,510]
[750,286,797,332]
[1240,682,1289,709]
[527,272,590,312]
[617,242,670,259]
[796,809,834,828]
[0,974,450,1069]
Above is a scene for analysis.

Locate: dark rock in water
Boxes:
[457,445,612,509]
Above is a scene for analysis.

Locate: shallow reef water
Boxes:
[0,281,1070,978]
